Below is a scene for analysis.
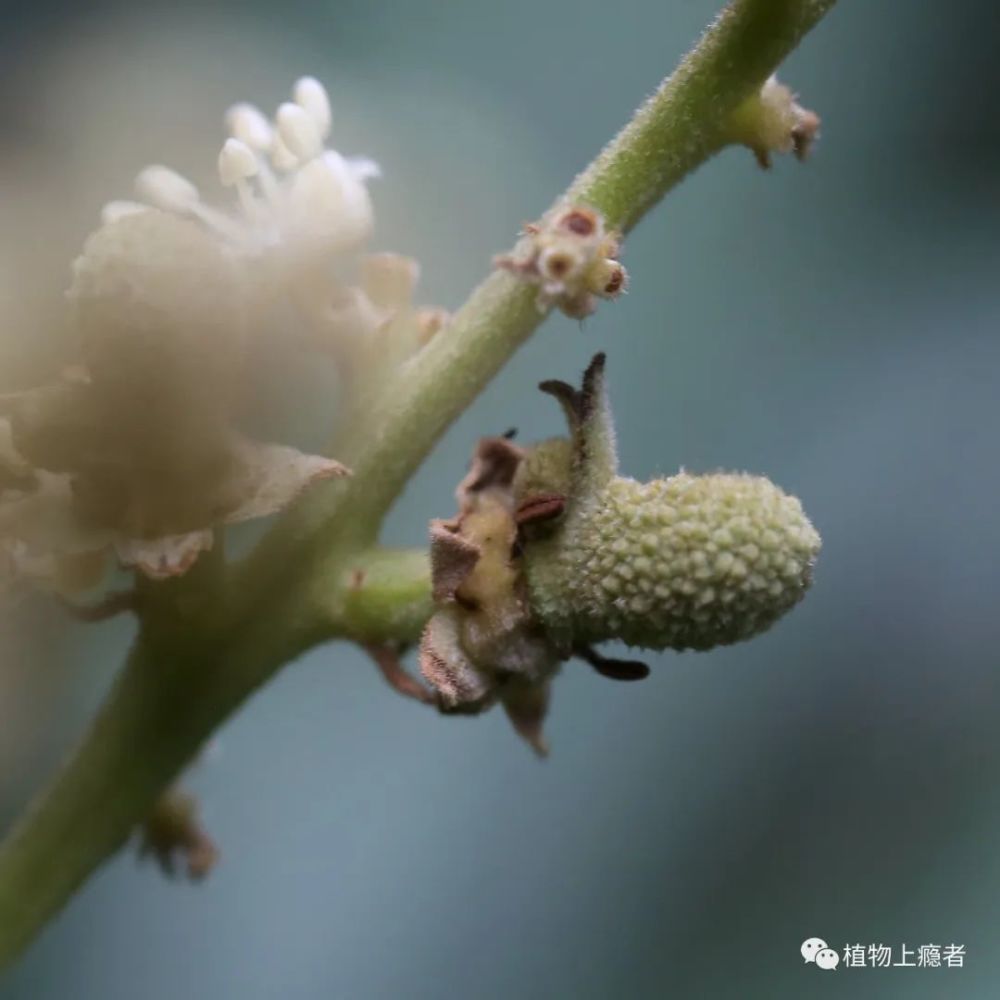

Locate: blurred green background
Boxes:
[1,0,999,997]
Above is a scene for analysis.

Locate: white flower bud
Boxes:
[134,165,201,214]
[293,76,332,138]
[269,134,299,172]
[287,151,374,255]
[218,138,259,187]
[100,200,149,226]
[225,102,274,151]
[276,102,323,162]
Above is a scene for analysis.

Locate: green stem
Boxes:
[328,547,432,646]
[0,615,316,965]
[0,0,837,966]
[564,0,837,230]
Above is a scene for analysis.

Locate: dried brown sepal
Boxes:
[419,434,562,752]
[115,530,213,580]
[791,108,821,161]
[514,493,567,527]
[419,611,495,710]
[366,643,435,704]
[138,786,219,882]
[429,518,481,603]
[500,677,551,758]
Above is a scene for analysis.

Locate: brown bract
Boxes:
[138,786,219,882]
[0,373,348,588]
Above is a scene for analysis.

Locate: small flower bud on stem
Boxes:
[138,786,219,882]
[495,205,627,319]
[725,75,820,168]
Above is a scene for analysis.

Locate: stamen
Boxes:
[134,165,242,240]
[287,151,374,253]
[100,200,149,225]
[347,156,381,181]
[134,166,201,214]
[293,76,332,138]
[225,103,273,151]
[270,134,299,173]
[218,140,263,224]
[185,202,250,245]
[218,138,259,187]
[276,102,323,162]
[254,157,281,206]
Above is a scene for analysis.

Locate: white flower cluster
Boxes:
[108,78,376,293]
[1,77,446,597]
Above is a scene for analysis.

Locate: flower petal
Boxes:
[115,530,213,580]
[0,417,33,492]
[429,518,481,602]
[361,254,419,311]
[222,439,349,523]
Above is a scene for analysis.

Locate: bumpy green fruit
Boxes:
[526,471,819,650]
[519,354,820,652]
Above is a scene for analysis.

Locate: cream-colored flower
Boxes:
[0,77,451,595]
[0,404,347,586]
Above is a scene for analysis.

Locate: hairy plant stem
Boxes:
[0,0,837,966]
[330,548,432,646]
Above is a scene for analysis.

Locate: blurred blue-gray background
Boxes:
[1,0,999,997]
